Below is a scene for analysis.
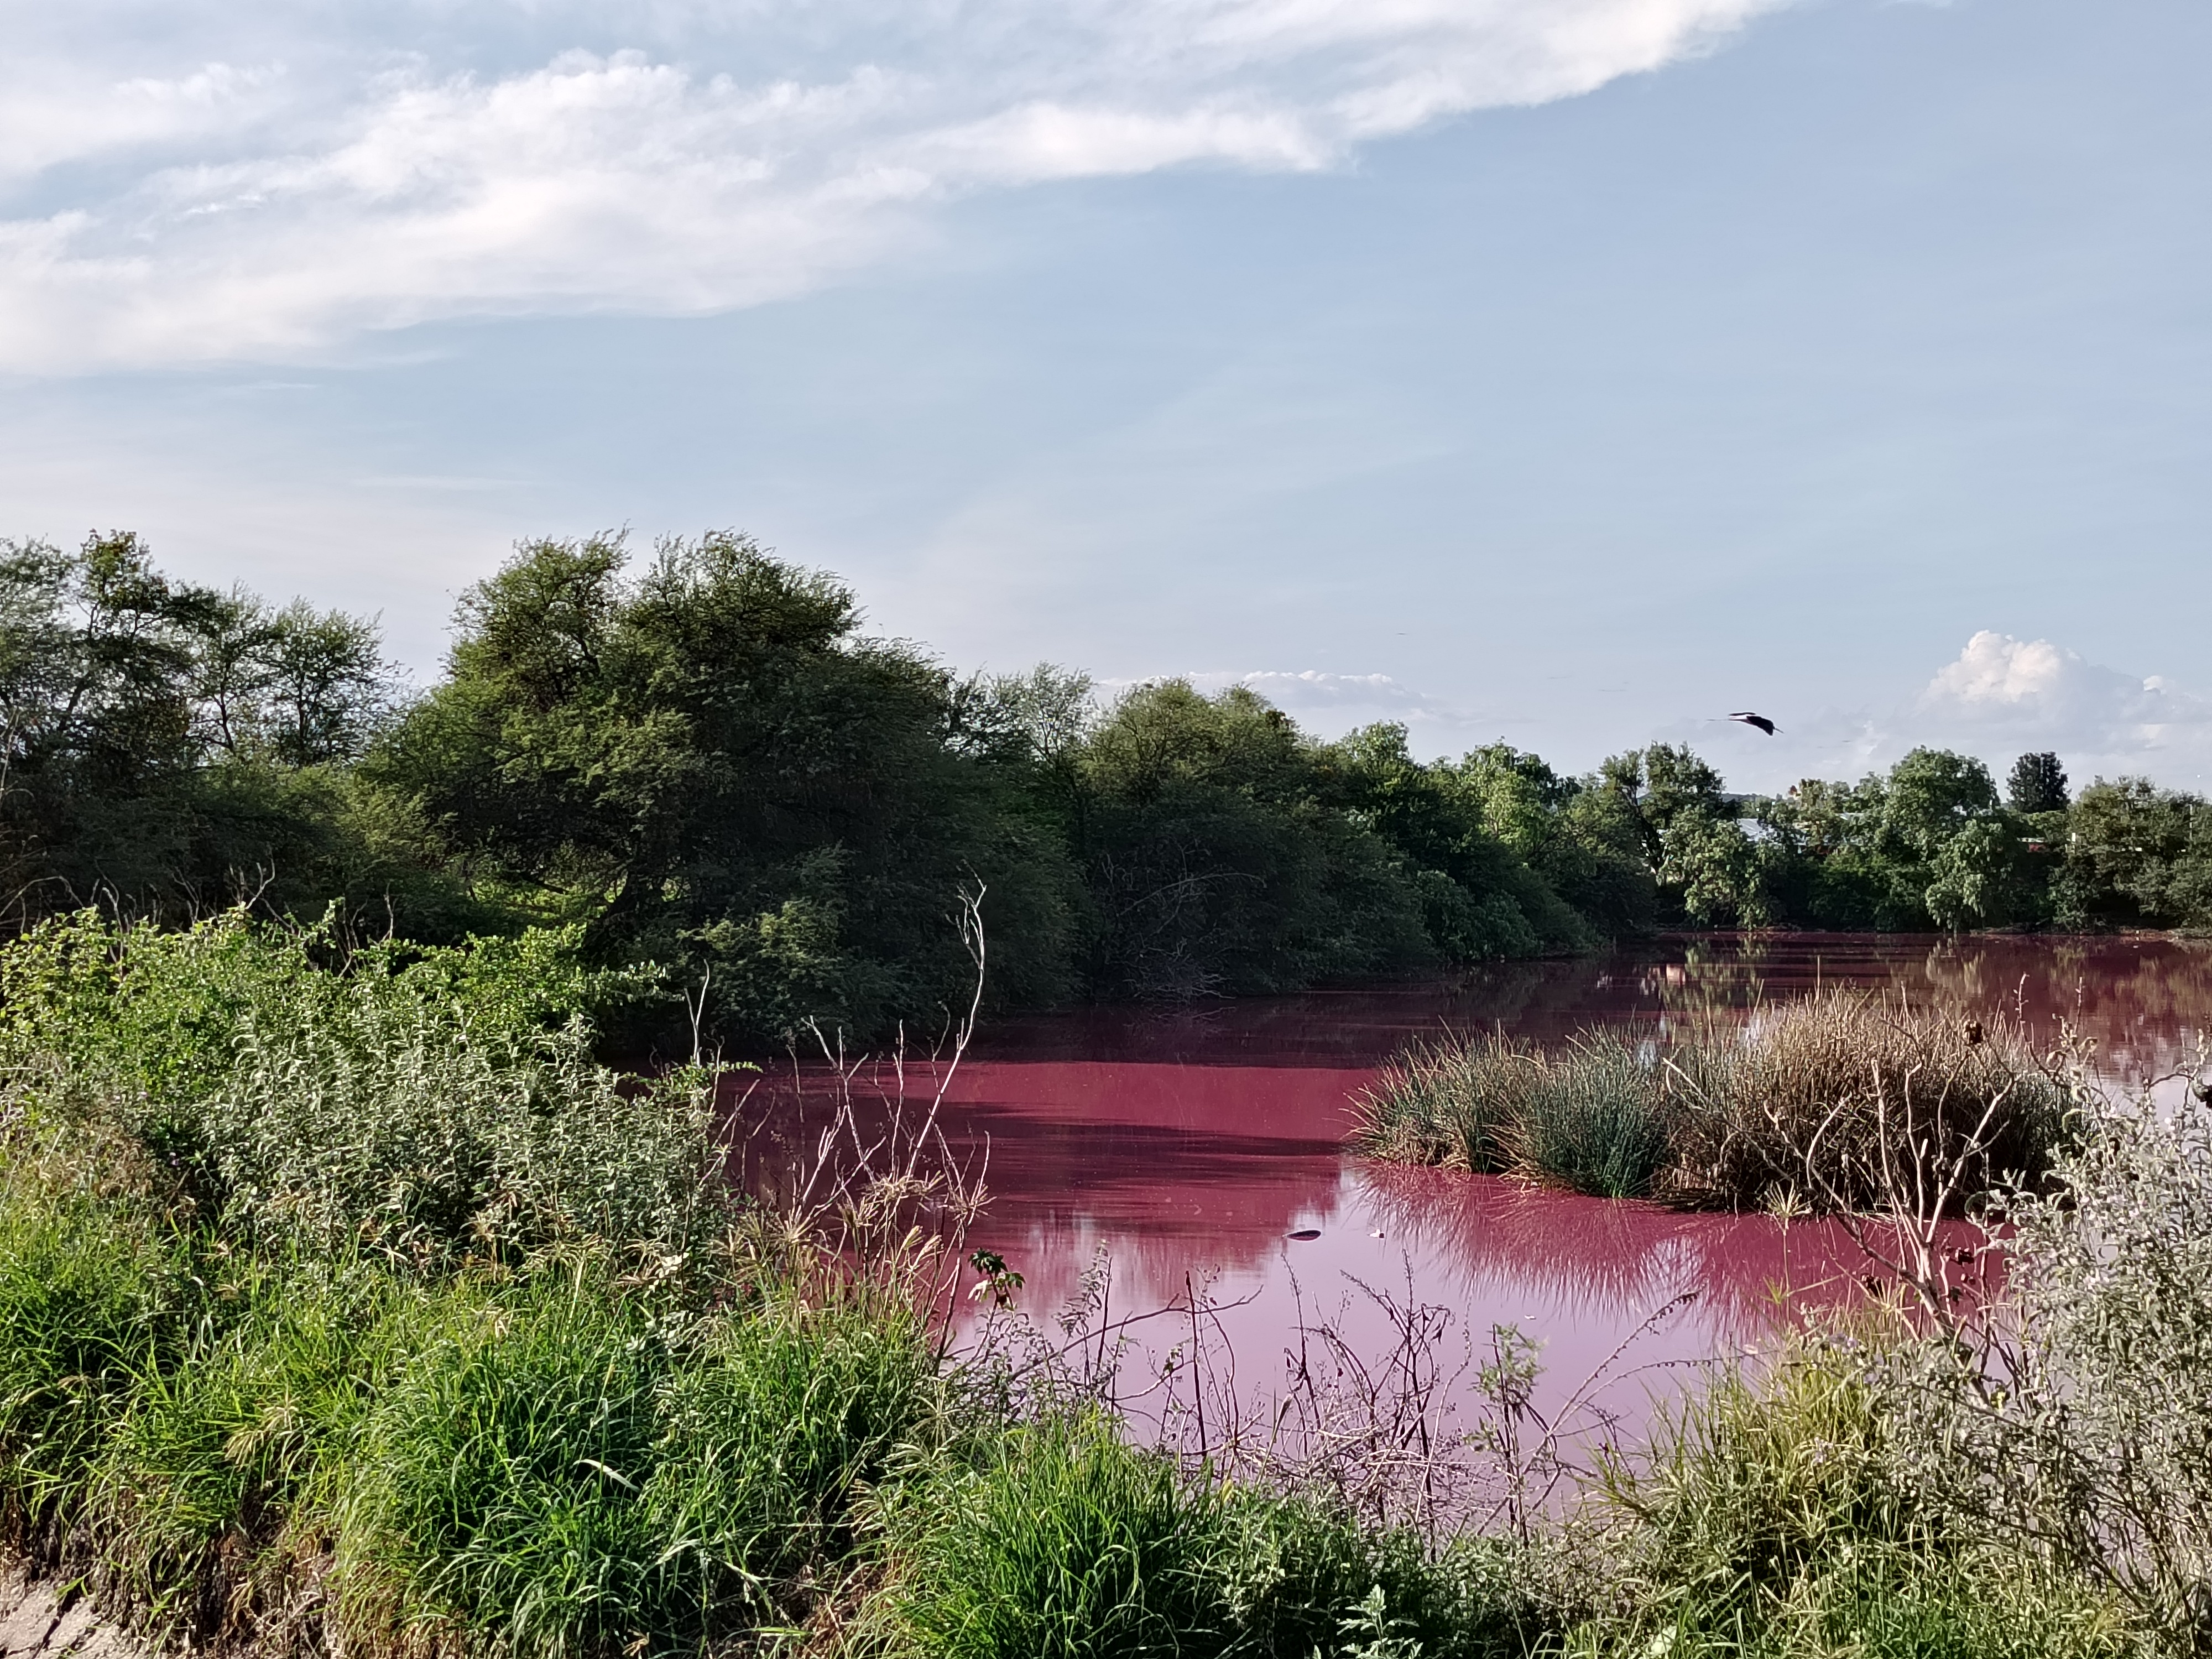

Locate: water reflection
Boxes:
[733,935,2209,1432]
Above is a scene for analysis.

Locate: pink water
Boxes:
[739,933,2212,1444]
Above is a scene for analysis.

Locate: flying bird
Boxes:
[1727,712,1780,736]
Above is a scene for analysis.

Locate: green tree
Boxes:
[1324,726,1594,961]
[0,532,459,935]
[2006,751,2070,813]
[2060,778,2212,930]
[1590,744,1775,926]
[1446,743,1655,936]
[1877,749,2037,930]
[1067,686,1432,998]
[373,531,1078,1041]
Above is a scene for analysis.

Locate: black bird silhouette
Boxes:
[1727,711,1779,736]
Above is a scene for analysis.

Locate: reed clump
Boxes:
[1356,992,2067,1212]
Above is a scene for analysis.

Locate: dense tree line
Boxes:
[6,529,2208,1042]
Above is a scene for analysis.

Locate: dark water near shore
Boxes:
[740,933,2212,1437]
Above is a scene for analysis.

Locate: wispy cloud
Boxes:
[0,0,1787,372]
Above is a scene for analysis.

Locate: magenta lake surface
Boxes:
[739,934,2212,1439]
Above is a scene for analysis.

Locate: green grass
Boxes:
[1564,1349,2141,1659]
[875,1413,1551,1659]
[1511,1037,1671,1201]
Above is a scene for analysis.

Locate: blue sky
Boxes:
[3,0,2208,792]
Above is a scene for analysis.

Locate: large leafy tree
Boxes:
[1061,684,1431,998]
[2060,779,2212,928]
[374,532,1076,1040]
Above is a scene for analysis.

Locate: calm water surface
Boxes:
[742,934,2212,1435]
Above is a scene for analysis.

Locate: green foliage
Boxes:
[1509,1036,1672,1201]
[1327,728,1598,959]
[879,1414,1551,1659]
[1870,1072,2212,1648]
[1062,695,1594,1000]
[372,531,1081,1043]
[1433,745,1655,937]
[1070,687,1431,998]
[1357,1031,1671,1199]
[1354,1033,1535,1173]
[20,520,2212,1073]
[2059,779,2212,930]
[0,911,929,1651]
[1,910,714,1270]
[336,1274,932,1656]
[1571,1349,2135,1659]
[2009,751,2071,814]
[1754,749,2057,931]
[0,533,456,935]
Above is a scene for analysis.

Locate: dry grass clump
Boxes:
[1357,992,2067,1213]
[1667,993,2065,1212]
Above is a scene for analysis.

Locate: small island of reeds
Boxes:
[1354,993,2068,1212]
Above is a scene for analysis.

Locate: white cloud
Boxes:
[1912,630,2212,785]
[0,0,1788,372]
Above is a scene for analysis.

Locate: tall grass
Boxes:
[1510,1036,1672,1201]
[1568,1344,2139,1659]
[0,910,942,1652]
[873,1412,1550,1659]
[1356,992,2067,1211]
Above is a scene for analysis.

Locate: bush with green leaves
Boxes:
[0,531,479,940]
[1564,1343,2140,1659]
[1,909,713,1270]
[333,1271,935,1658]
[0,910,945,1653]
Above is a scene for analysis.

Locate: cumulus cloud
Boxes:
[1911,630,2212,784]
[0,0,1787,371]
[1651,633,2212,797]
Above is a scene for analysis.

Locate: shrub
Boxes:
[1664,994,2065,1212]
[0,1183,191,1558]
[335,1272,938,1654]
[884,1415,1222,1658]
[1,911,724,1270]
[0,908,942,1653]
[1354,1034,1540,1173]
[878,1413,1554,1659]
[1871,1068,2212,1650]
[1574,1348,2136,1659]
